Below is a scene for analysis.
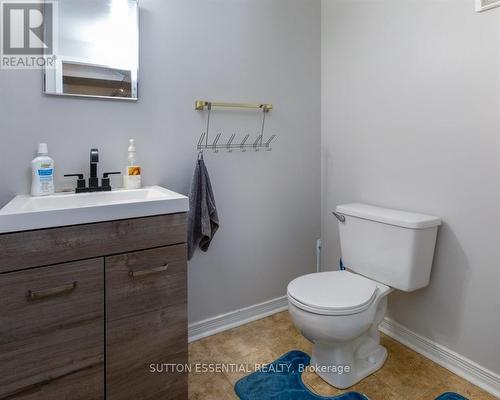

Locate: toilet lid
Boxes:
[287,271,378,315]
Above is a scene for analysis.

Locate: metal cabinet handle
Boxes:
[26,281,77,301]
[129,264,169,279]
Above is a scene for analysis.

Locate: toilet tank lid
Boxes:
[336,203,442,229]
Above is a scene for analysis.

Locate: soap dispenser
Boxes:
[123,139,142,189]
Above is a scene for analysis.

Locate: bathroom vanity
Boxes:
[0,187,189,400]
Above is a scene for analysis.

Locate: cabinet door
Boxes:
[0,259,104,399]
[106,244,188,400]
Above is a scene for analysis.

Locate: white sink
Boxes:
[0,186,189,233]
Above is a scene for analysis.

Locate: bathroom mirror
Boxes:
[44,0,139,100]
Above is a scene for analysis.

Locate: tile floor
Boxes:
[188,311,495,400]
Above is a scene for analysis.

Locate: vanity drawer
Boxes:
[105,244,187,322]
[0,258,104,399]
[0,213,187,274]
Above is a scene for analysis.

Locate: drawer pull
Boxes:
[129,264,169,279]
[26,281,77,301]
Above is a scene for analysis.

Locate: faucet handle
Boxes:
[101,172,121,191]
[64,173,84,179]
[103,172,121,178]
[64,174,86,192]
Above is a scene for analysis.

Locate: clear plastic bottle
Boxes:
[123,139,142,189]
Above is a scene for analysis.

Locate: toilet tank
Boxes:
[335,203,441,292]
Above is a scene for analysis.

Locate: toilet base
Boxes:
[310,334,388,389]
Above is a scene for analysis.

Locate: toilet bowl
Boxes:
[287,203,441,389]
[287,270,392,388]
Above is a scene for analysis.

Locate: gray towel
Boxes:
[187,153,219,260]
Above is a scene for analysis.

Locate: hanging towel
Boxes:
[187,152,219,260]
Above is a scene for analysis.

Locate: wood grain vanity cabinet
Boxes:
[0,213,188,400]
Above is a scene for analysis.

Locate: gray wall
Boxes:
[322,0,500,374]
[0,0,321,323]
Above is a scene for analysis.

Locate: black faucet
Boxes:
[89,148,99,189]
[65,148,121,193]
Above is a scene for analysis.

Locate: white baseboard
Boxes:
[188,296,288,343]
[380,317,500,398]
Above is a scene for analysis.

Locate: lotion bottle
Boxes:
[123,139,142,189]
[31,143,55,196]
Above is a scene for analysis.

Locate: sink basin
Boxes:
[0,186,189,233]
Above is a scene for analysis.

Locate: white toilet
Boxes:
[287,203,441,389]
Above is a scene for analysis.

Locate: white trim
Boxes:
[476,0,500,12]
[380,317,500,398]
[188,296,288,343]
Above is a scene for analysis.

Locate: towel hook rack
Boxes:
[195,100,277,153]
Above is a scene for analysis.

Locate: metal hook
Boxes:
[212,132,222,153]
[240,134,250,152]
[265,134,277,151]
[198,150,204,160]
[253,135,263,152]
[226,133,236,152]
[197,132,206,149]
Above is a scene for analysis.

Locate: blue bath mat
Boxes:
[434,394,468,400]
[234,350,469,400]
[234,350,368,400]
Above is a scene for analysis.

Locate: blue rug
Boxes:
[435,394,468,400]
[234,350,468,400]
[235,350,368,400]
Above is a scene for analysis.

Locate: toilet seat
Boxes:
[287,271,379,316]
